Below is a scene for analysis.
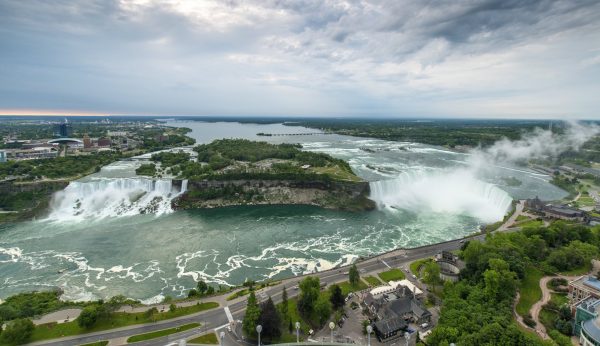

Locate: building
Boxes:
[525,197,588,222]
[83,134,92,149]
[6,147,58,160]
[107,131,128,137]
[569,276,600,305]
[0,150,6,163]
[97,137,111,148]
[575,298,600,337]
[363,284,431,343]
[54,119,72,138]
[435,251,464,282]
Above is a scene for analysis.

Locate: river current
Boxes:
[0,121,567,303]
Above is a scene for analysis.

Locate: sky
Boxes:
[0,0,599,119]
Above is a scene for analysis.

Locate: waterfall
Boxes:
[47,178,187,221]
[369,170,513,223]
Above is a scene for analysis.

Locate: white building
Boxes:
[369,279,423,298]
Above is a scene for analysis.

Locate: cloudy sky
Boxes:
[0,0,599,118]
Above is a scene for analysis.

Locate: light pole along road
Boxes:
[30,234,484,346]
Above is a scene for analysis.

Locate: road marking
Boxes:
[380,259,391,268]
[224,306,234,324]
[214,323,230,331]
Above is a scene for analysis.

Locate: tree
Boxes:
[197,280,208,295]
[188,288,199,297]
[314,296,332,326]
[298,277,320,317]
[169,303,177,313]
[206,286,215,295]
[349,264,360,287]
[422,262,441,288]
[77,306,99,329]
[329,284,344,310]
[1,318,34,344]
[259,297,282,340]
[280,286,289,317]
[243,291,261,338]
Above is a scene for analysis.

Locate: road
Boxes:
[29,233,483,346]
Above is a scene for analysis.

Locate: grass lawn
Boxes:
[127,323,200,342]
[550,292,569,307]
[539,307,558,332]
[515,215,531,222]
[516,266,545,317]
[364,276,383,286]
[275,298,312,343]
[227,289,250,301]
[377,268,405,282]
[80,342,108,346]
[30,302,218,342]
[189,332,219,344]
[410,258,432,278]
[338,281,368,296]
[518,220,543,228]
[577,196,596,207]
[310,166,362,182]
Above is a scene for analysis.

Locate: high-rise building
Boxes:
[54,118,72,138]
[0,150,6,163]
[83,134,92,149]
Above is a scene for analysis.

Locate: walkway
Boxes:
[497,200,525,232]
[529,276,554,340]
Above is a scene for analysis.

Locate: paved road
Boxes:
[30,232,483,346]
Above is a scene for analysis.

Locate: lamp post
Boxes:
[295,322,301,343]
[219,331,225,346]
[366,325,373,346]
[404,331,411,346]
[329,321,335,343]
[256,325,262,346]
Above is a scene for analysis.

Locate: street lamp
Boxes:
[329,321,335,343]
[404,331,411,346]
[219,331,225,346]
[366,325,373,346]
[256,324,262,346]
[295,322,301,343]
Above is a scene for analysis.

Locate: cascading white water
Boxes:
[370,169,513,223]
[47,178,187,221]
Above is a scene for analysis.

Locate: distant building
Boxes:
[107,131,127,137]
[569,276,600,305]
[83,134,92,149]
[7,147,58,160]
[155,134,169,142]
[54,119,72,138]
[97,137,111,148]
[525,197,588,222]
[0,150,6,163]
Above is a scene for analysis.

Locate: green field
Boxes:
[337,281,368,296]
[377,268,406,282]
[310,166,362,182]
[577,195,596,207]
[227,289,250,301]
[30,302,218,342]
[189,332,219,344]
[275,298,312,343]
[364,276,383,286]
[516,266,545,316]
[518,220,544,228]
[127,323,200,342]
[410,258,433,278]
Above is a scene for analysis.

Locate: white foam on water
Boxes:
[46,178,187,220]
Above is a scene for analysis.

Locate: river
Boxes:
[0,120,566,303]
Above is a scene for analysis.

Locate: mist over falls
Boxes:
[369,170,513,223]
[47,178,187,220]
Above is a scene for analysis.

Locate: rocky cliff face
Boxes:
[172,179,376,211]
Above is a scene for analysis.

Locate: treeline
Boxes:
[290,119,558,147]
[0,152,123,181]
[428,221,599,345]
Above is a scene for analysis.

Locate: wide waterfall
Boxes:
[369,169,513,223]
[47,178,188,221]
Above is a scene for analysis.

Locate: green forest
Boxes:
[428,221,598,346]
